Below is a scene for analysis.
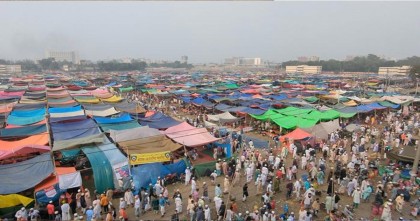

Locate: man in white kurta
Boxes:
[175,195,182,213]
[223,176,230,193]
[191,177,197,195]
[185,167,191,185]
[381,202,392,221]
[204,205,211,221]
[124,189,134,207]
[246,166,252,183]
[352,188,361,208]
[61,202,71,221]
[214,195,222,214]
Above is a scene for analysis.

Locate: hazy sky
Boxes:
[0,1,419,63]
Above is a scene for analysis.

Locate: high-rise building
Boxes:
[224,57,262,66]
[308,56,320,62]
[45,50,80,64]
[181,56,188,64]
[285,65,322,74]
[297,56,308,62]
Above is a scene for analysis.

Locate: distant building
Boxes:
[378,66,411,75]
[298,56,319,62]
[45,50,80,64]
[181,56,188,64]
[298,56,308,62]
[285,65,322,74]
[345,55,355,61]
[308,56,320,62]
[0,65,22,74]
[224,57,262,66]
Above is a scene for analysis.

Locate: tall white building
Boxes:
[224,57,262,66]
[181,56,188,64]
[45,50,80,64]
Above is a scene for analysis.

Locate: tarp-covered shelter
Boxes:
[111,126,182,154]
[0,153,54,194]
[131,159,187,191]
[164,122,220,147]
[138,112,181,129]
[207,112,239,123]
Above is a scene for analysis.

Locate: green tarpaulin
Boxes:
[339,112,357,118]
[272,116,318,129]
[304,96,319,103]
[250,109,283,121]
[82,146,114,193]
[119,87,134,93]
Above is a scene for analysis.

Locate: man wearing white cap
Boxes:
[47,201,55,220]
[381,201,393,221]
[352,187,361,209]
[223,175,230,194]
[61,201,71,221]
[185,167,191,185]
[15,207,28,220]
[287,211,295,221]
[28,208,40,221]
[204,205,211,221]
[134,195,141,218]
[53,211,60,221]
[119,198,127,210]
[395,193,405,213]
[190,177,197,195]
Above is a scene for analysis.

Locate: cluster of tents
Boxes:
[0,76,226,218]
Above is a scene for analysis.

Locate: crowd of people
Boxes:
[9,90,420,221]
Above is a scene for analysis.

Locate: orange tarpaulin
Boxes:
[0,133,49,147]
[34,167,76,193]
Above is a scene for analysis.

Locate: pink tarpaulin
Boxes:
[0,91,25,96]
[164,122,220,147]
[0,145,50,160]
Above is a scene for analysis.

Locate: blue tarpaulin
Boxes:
[215,104,232,111]
[240,107,266,115]
[48,105,82,113]
[51,119,101,141]
[0,153,54,194]
[0,124,46,137]
[35,183,66,204]
[82,146,114,193]
[213,141,232,158]
[242,134,269,148]
[10,108,46,117]
[131,159,187,192]
[94,113,133,124]
[7,114,45,126]
[365,102,388,110]
[138,112,181,129]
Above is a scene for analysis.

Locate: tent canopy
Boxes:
[0,153,54,194]
[281,128,313,141]
[207,112,239,123]
[138,112,181,129]
[164,122,220,147]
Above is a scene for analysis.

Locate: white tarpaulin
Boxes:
[207,112,238,123]
[85,108,120,117]
[58,171,82,189]
[302,119,341,139]
[50,110,85,118]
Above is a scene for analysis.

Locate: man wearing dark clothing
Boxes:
[196,206,204,221]
[218,202,226,220]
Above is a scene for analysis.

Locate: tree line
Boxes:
[0,59,192,72]
[282,54,420,73]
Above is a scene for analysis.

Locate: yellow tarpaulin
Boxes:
[101,95,124,103]
[343,100,358,106]
[0,194,34,208]
[130,151,171,165]
[74,97,100,103]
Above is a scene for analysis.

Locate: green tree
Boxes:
[409,65,420,83]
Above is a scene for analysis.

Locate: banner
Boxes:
[113,161,130,180]
[129,151,171,165]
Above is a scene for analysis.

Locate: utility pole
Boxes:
[411,140,420,180]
